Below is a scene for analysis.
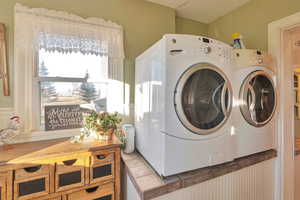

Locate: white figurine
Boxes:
[0,116,21,144]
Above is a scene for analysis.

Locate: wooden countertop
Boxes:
[0,136,121,171]
[122,150,277,200]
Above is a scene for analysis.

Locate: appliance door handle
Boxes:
[247,84,257,122]
[260,92,264,110]
[212,83,224,112]
[260,88,269,110]
[221,82,229,117]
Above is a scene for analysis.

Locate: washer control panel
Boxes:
[167,35,232,62]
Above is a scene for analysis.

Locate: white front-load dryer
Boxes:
[232,49,277,158]
[135,34,235,177]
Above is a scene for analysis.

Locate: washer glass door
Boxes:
[175,64,232,135]
[240,71,276,127]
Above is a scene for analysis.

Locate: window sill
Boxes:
[11,128,81,144]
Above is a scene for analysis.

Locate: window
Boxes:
[37,48,109,130]
[14,4,124,138]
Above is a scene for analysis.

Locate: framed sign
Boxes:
[45,104,83,131]
[0,23,9,96]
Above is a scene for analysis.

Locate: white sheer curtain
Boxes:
[14,3,125,134]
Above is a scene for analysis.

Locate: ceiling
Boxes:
[146,0,251,23]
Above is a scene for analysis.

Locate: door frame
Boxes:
[268,12,300,200]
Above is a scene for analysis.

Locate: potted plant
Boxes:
[84,111,122,140]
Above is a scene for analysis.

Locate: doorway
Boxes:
[268,13,300,200]
[283,26,300,200]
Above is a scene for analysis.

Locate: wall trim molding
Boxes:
[268,11,300,200]
[0,107,80,144]
[0,104,134,145]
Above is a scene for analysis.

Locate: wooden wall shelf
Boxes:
[0,136,121,200]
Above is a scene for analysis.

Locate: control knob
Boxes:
[258,58,263,64]
[204,46,212,54]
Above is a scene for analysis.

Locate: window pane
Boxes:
[40,82,108,129]
[39,49,108,82]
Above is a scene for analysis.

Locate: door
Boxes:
[239,70,276,127]
[174,63,232,135]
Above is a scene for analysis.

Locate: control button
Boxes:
[204,47,212,54]
[258,58,263,64]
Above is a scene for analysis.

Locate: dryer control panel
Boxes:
[233,49,276,72]
[165,34,233,63]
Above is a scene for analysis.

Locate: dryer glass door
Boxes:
[240,71,276,127]
[175,64,232,135]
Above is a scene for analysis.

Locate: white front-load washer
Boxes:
[135,34,235,177]
[233,49,277,158]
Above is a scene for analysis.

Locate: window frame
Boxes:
[33,50,110,132]
[14,4,125,143]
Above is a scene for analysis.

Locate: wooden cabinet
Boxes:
[0,175,6,200]
[90,151,114,184]
[67,183,114,200]
[0,137,121,200]
[55,157,88,192]
[14,175,50,200]
[47,197,62,200]
[15,165,50,181]
[14,165,50,200]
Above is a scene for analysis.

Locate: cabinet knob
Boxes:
[204,47,212,54]
[97,155,106,160]
[62,159,77,166]
[85,186,99,193]
[24,165,42,173]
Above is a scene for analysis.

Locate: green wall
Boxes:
[176,16,208,36]
[0,0,217,108]
[3,0,300,108]
[208,0,300,51]
[0,0,177,107]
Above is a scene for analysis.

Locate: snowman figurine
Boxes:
[0,115,21,145]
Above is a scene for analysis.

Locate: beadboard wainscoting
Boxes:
[124,159,275,200]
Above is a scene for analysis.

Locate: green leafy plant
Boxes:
[84,112,98,130]
[71,112,123,144]
[84,111,122,133]
[115,129,127,149]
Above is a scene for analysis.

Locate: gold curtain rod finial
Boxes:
[0,24,5,41]
[0,23,10,96]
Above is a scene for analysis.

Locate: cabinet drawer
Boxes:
[48,197,61,200]
[67,183,114,200]
[15,165,50,180]
[0,176,6,200]
[14,175,50,200]
[55,157,87,192]
[92,152,114,165]
[90,161,114,184]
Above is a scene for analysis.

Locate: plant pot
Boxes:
[96,128,114,140]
